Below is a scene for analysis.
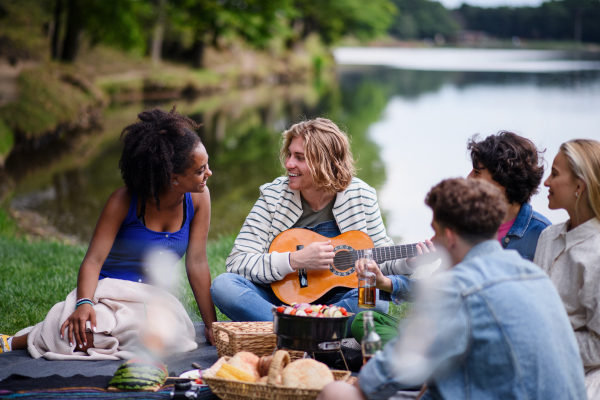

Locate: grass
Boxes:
[174,234,237,323]
[0,211,236,334]
[0,207,410,334]
[0,65,100,138]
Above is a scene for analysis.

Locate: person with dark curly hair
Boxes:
[1,107,217,359]
[467,131,551,260]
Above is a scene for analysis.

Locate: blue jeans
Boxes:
[211,220,389,334]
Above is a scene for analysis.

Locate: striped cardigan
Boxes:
[225,177,415,284]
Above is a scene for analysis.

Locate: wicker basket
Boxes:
[213,322,303,360]
[203,356,351,400]
[213,322,276,358]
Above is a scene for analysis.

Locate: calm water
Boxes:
[5,48,600,245]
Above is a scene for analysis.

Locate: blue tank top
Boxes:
[99,192,195,284]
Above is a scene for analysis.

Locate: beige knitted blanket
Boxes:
[26,278,197,360]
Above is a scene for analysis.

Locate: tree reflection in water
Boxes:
[4,78,392,242]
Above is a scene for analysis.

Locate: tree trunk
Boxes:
[61,0,84,62]
[192,36,205,69]
[51,0,63,59]
[151,0,167,65]
[574,8,583,43]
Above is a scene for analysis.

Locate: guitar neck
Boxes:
[357,244,420,263]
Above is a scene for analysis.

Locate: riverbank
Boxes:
[0,36,330,169]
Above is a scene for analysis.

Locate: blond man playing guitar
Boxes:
[210,118,433,326]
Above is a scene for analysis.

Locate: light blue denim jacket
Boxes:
[501,202,551,261]
[360,240,586,400]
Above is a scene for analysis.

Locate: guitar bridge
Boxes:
[295,244,308,288]
[298,269,308,288]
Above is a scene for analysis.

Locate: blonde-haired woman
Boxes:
[211,118,427,323]
[533,139,600,398]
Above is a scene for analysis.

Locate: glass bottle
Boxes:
[361,310,381,365]
[357,248,376,308]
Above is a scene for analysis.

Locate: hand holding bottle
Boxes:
[355,249,393,295]
[357,249,380,308]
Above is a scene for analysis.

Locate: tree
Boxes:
[56,0,149,62]
[291,0,397,44]
[168,0,294,68]
[387,0,459,40]
[455,0,600,43]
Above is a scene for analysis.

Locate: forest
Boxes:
[1,0,598,71]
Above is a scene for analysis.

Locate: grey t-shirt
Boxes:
[292,195,336,228]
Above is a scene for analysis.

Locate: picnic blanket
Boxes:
[0,321,219,398]
[0,374,217,399]
[26,278,197,360]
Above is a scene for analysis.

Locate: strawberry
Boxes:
[340,307,348,316]
[276,306,285,313]
[305,308,313,314]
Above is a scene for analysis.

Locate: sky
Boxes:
[438,0,547,9]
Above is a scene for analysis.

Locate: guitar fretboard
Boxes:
[357,243,421,263]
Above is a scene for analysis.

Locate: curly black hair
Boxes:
[119,106,201,216]
[467,131,544,205]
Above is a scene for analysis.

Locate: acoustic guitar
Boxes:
[269,229,421,305]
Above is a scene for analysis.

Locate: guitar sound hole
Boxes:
[333,250,355,272]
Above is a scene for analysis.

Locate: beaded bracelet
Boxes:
[77,297,92,303]
[76,300,93,309]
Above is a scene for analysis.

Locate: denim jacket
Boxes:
[501,202,551,261]
[359,241,586,400]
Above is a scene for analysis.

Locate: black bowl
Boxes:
[272,308,351,353]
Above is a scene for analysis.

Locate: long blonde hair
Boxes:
[560,139,600,221]
[279,118,356,194]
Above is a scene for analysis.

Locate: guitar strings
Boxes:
[332,243,422,269]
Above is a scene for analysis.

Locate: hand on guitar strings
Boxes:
[407,239,438,269]
[355,257,393,293]
[289,240,335,271]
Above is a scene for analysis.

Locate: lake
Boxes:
[6,47,600,245]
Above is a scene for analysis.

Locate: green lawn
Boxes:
[0,208,409,334]
[0,230,235,335]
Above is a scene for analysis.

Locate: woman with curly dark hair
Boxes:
[467,131,551,260]
[1,107,217,358]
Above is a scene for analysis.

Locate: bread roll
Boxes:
[227,351,260,380]
[281,359,334,389]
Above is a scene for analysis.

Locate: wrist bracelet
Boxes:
[76,298,92,305]
[76,300,93,309]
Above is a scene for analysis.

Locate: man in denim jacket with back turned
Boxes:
[319,178,585,400]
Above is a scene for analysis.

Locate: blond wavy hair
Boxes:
[560,139,600,221]
[279,118,356,194]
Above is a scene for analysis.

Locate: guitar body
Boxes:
[269,229,374,305]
